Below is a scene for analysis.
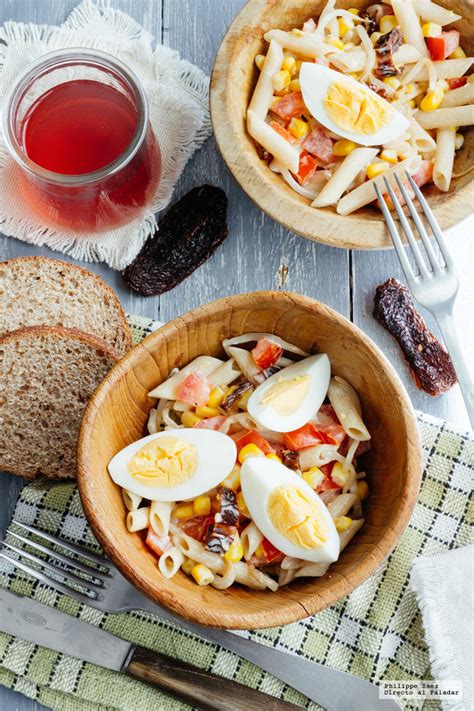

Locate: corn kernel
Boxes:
[266,453,282,462]
[408,99,416,108]
[366,161,390,179]
[331,461,353,487]
[338,16,353,37]
[383,76,401,90]
[237,389,252,409]
[224,536,244,563]
[181,558,195,575]
[236,491,250,518]
[238,443,265,463]
[381,149,398,164]
[272,70,291,92]
[222,463,241,491]
[333,138,357,156]
[288,117,309,139]
[455,132,464,150]
[420,87,445,112]
[370,32,381,45]
[173,503,195,519]
[195,405,220,418]
[348,8,360,15]
[181,411,202,428]
[335,516,353,532]
[282,56,297,75]
[357,480,369,501]
[255,54,266,70]
[255,544,265,558]
[380,15,398,34]
[289,78,301,92]
[191,563,214,586]
[326,36,345,50]
[404,82,416,95]
[449,46,466,59]
[208,386,225,409]
[194,495,211,516]
[349,71,360,79]
[302,466,325,489]
[421,22,442,38]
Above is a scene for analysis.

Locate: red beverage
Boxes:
[3,50,161,232]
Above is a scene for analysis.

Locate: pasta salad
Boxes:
[108,334,371,591]
[247,0,473,214]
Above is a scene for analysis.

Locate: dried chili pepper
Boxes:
[373,278,457,395]
[122,185,228,296]
[374,27,403,78]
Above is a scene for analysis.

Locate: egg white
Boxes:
[247,354,330,433]
[108,429,237,501]
[241,457,340,563]
[300,62,409,146]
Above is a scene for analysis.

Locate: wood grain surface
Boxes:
[0,0,472,709]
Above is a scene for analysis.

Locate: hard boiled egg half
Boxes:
[108,429,236,501]
[300,62,409,146]
[241,457,340,563]
[247,353,330,432]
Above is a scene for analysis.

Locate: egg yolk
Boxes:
[261,375,311,416]
[267,484,328,548]
[128,437,197,487]
[324,81,390,135]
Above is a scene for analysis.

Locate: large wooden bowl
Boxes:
[210,0,473,250]
[77,292,422,629]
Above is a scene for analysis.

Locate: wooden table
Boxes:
[0,1,472,708]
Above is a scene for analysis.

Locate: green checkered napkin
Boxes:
[0,315,473,711]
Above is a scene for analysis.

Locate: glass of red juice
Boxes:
[2,49,161,232]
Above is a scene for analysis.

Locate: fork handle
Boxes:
[435,310,474,429]
[125,645,301,711]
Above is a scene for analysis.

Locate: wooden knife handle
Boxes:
[126,645,302,710]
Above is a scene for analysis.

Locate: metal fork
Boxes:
[374,172,474,429]
[0,520,399,711]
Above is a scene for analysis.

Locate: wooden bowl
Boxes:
[210,0,473,250]
[77,292,422,629]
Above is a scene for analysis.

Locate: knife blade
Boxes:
[0,588,300,711]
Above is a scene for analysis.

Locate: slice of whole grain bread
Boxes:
[0,326,119,479]
[0,256,132,356]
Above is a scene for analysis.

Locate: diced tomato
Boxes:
[303,127,334,165]
[315,462,341,493]
[262,538,284,563]
[176,372,211,406]
[251,337,284,370]
[292,150,318,185]
[269,120,294,143]
[427,30,460,61]
[235,430,275,455]
[448,77,467,90]
[179,515,214,542]
[194,415,227,430]
[145,529,171,557]
[270,92,307,120]
[302,17,317,32]
[284,422,337,450]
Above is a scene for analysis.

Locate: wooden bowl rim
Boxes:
[77,291,423,628]
[210,0,473,251]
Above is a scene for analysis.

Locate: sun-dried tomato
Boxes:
[373,278,457,395]
[122,185,228,296]
[221,381,253,411]
[374,27,402,78]
[281,450,300,471]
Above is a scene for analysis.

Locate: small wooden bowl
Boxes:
[77,292,422,629]
[210,0,473,250]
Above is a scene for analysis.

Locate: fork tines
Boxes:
[0,520,110,604]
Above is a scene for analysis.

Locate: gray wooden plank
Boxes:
[352,217,473,430]
[159,0,350,323]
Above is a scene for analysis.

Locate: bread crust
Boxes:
[0,256,132,353]
[0,325,120,479]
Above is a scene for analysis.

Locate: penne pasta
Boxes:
[391,0,429,57]
[415,105,474,130]
[327,493,358,519]
[158,546,185,579]
[299,443,339,470]
[433,127,456,191]
[393,44,423,65]
[263,29,335,58]
[440,81,474,109]
[122,489,142,512]
[126,506,150,533]
[403,58,474,82]
[241,521,264,560]
[150,500,173,537]
[411,0,461,26]
[247,109,300,173]
[312,147,378,207]
[211,560,236,590]
[209,358,242,387]
[249,40,284,119]
[327,377,371,441]
[408,115,437,154]
[337,155,421,215]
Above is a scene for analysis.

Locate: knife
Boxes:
[0,588,300,711]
